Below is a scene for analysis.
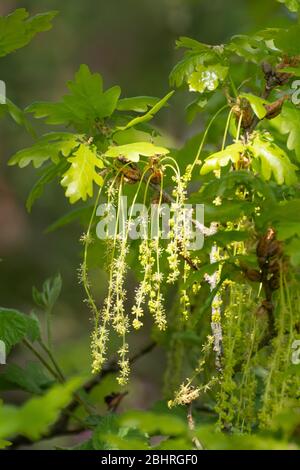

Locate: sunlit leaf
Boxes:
[200,142,244,175]
[104,142,169,162]
[251,134,298,185]
[61,143,104,203]
[188,64,228,93]
[8,133,79,168]
[116,91,174,131]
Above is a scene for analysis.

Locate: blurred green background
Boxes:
[0,0,294,412]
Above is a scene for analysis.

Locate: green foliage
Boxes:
[0,362,52,394]
[27,64,121,131]
[8,133,80,168]
[61,143,104,203]
[0,377,83,441]
[0,9,57,58]
[0,308,40,354]
[277,0,300,11]
[104,142,169,162]
[275,102,300,161]
[32,273,62,311]
[2,3,300,452]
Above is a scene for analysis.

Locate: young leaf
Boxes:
[169,37,219,87]
[0,9,57,58]
[200,142,245,175]
[0,377,83,441]
[116,91,174,131]
[8,133,79,168]
[117,96,159,113]
[61,143,104,203]
[0,308,40,354]
[275,102,300,161]
[104,142,169,162]
[32,274,62,311]
[188,64,228,93]
[227,34,273,63]
[251,135,298,186]
[26,65,121,130]
[240,93,268,120]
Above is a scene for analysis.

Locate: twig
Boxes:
[9,341,156,449]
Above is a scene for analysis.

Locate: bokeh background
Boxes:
[0,0,294,445]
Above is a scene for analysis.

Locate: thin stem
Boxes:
[23,338,62,382]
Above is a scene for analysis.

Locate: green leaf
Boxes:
[104,142,169,162]
[188,64,228,93]
[61,143,104,203]
[8,133,79,168]
[92,415,120,450]
[277,0,300,10]
[119,410,186,436]
[0,377,83,441]
[251,134,298,186]
[26,160,68,212]
[169,37,220,87]
[275,102,300,161]
[0,98,34,135]
[32,273,62,311]
[0,308,40,354]
[0,9,57,58]
[26,65,121,130]
[0,362,52,394]
[227,34,273,63]
[240,93,268,120]
[286,238,300,266]
[117,96,159,113]
[274,26,300,55]
[0,440,11,449]
[200,142,245,175]
[116,91,174,131]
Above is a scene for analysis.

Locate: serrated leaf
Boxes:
[251,135,298,186]
[240,93,268,119]
[26,65,121,131]
[0,377,83,441]
[188,64,228,93]
[0,9,57,58]
[200,142,244,175]
[116,91,174,131]
[61,143,104,203]
[104,142,169,162]
[117,96,159,113]
[0,308,40,354]
[8,133,79,168]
